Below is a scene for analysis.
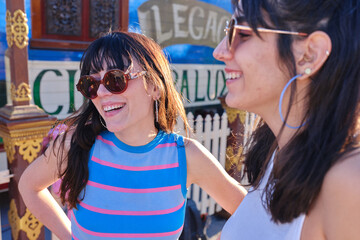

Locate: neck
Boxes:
[261,91,308,149]
[276,126,299,149]
[114,127,159,146]
[262,114,302,150]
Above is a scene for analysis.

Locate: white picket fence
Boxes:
[175,112,229,215]
[175,111,256,215]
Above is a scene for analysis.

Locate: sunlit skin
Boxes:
[214,25,286,115]
[213,17,310,147]
[91,59,159,146]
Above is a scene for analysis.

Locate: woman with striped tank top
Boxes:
[19,31,247,240]
[213,0,360,239]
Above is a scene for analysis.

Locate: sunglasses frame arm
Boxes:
[129,71,147,79]
[224,20,308,37]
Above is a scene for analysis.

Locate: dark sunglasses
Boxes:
[225,18,308,50]
[76,68,146,99]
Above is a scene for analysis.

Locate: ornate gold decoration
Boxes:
[6,10,13,47]
[238,111,247,124]
[0,118,54,164]
[223,105,246,124]
[22,208,43,239]
[3,138,15,164]
[8,199,20,240]
[13,10,30,48]
[8,199,43,240]
[11,82,32,102]
[225,145,244,172]
[17,139,42,163]
[2,135,47,164]
[5,9,29,49]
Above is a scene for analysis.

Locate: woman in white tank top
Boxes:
[213,0,360,239]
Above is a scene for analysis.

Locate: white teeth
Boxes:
[225,72,242,80]
[103,104,125,112]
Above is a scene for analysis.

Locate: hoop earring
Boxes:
[99,115,107,128]
[279,74,306,129]
[155,99,159,123]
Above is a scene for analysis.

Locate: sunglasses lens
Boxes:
[104,70,127,93]
[78,76,99,99]
[77,70,129,99]
[228,19,235,48]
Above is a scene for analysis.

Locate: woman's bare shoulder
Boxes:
[182,137,215,166]
[44,127,75,160]
[182,137,203,155]
[325,148,360,185]
[317,148,360,238]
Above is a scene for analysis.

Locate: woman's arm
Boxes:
[185,138,247,214]
[18,136,72,240]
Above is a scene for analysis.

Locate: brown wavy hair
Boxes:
[55,31,189,209]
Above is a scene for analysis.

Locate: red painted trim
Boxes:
[0,183,9,191]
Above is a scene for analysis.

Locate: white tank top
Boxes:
[221,151,305,240]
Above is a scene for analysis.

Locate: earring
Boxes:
[325,50,330,56]
[155,99,159,123]
[279,74,307,129]
[304,68,312,75]
[99,115,107,128]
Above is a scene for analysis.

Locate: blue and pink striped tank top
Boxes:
[70,130,188,240]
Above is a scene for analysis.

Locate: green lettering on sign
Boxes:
[217,70,226,96]
[180,70,189,100]
[195,70,205,102]
[207,70,218,101]
[67,70,77,113]
[33,69,63,115]
[172,69,179,85]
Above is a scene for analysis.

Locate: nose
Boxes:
[213,37,232,62]
[96,71,112,97]
[96,83,112,98]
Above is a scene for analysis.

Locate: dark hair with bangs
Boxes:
[55,31,189,209]
[80,34,130,75]
[232,0,360,223]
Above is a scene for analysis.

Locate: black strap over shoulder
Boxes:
[179,198,207,240]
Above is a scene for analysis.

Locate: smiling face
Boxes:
[90,58,158,139]
[213,17,289,119]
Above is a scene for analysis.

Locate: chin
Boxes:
[225,94,249,112]
[225,94,240,109]
[105,124,125,133]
